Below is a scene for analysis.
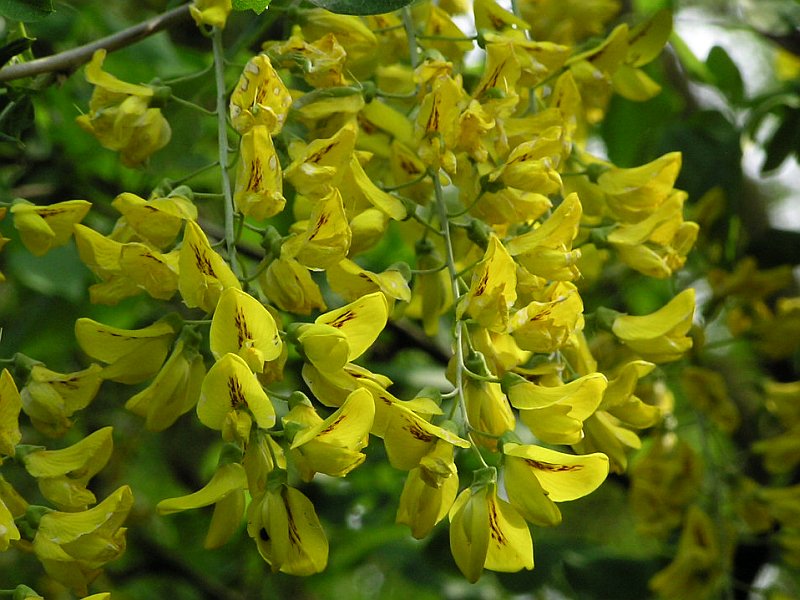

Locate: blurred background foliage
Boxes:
[1,0,800,598]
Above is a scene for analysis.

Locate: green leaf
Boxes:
[0,36,33,67]
[0,0,54,21]
[706,45,744,105]
[762,107,800,172]
[307,0,414,15]
[232,0,271,14]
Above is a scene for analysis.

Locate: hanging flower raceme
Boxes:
[76,50,171,167]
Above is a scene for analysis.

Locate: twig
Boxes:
[0,4,192,83]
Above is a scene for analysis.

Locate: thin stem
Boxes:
[402,6,420,69]
[211,27,241,278]
[162,62,214,85]
[164,161,219,187]
[417,34,478,43]
[431,168,488,469]
[0,4,192,83]
[170,94,217,116]
[381,170,429,191]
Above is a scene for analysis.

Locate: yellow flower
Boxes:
[503,443,609,526]
[233,125,286,220]
[449,471,533,582]
[397,439,460,539]
[284,388,374,480]
[244,430,286,498]
[0,369,22,458]
[463,379,515,450]
[157,462,247,549]
[753,425,800,474]
[11,199,90,257]
[299,9,378,79]
[76,50,170,167]
[178,220,241,313]
[230,54,292,135]
[763,379,800,427]
[607,192,699,278]
[190,0,231,29]
[518,0,620,45]
[21,364,104,437]
[124,332,205,432]
[247,483,328,575]
[0,494,20,551]
[74,224,180,303]
[576,410,643,474]
[598,152,682,221]
[259,256,327,315]
[611,288,695,363]
[474,0,530,32]
[74,315,179,384]
[505,372,606,445]
[680,366,740,432]
[506,193,582,283]
[327,259,411,306]
[210,288,282,373]
[382,405,469,470]
[282,187,352,270]
[629,434,703,539]
[298,291,389,372]
[457,235,517,332]
[266,28,348,88]
[284,122,357,199]
[197,353,276,444]
[415,75,463,173]
[593,361,662,445]
[22,426,113,511]
[509,282,585,353]
[33,485,134,595]
[420,4,474,65]
[649,505,730,600]
[110,192,196,249]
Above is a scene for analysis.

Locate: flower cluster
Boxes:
[0,0,717,596]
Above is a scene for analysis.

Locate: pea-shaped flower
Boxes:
[76,50,170,167]
[449,470,533,583]
[0,369,22,458]
[11,199,91,257]
[33,485,134,595]
[197,353,276,444]
[210,288,282,373]
[611,288,695,363]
